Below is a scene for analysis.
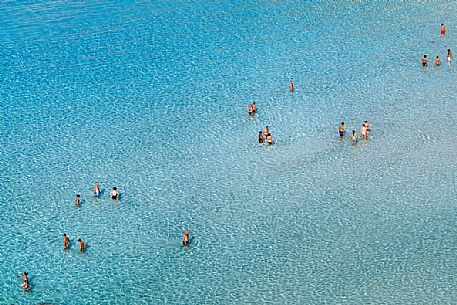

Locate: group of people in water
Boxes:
[18,180,191,292]
[248,80,297,145]
[249,80,373,146]
[258,126,273,145]
[421,23,452,66]
[63,233,86,252]
[75,181,120,207]
[21,23,450,294]
[339,121,371,145]
[247,101,274,145]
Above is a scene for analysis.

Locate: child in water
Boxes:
[351,130,358,145]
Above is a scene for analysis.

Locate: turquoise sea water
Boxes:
[2,1,457,304]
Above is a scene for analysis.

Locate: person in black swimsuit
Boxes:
[110,187,119,200]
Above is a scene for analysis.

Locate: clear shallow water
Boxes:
[2,1,457,304]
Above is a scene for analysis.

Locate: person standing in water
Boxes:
[421,55,428,66]
[361,124,368,140]
[339,122,345,139]
[351,130,358,145]
[18,272,30,291]
[75,194,81,207]
[447,49,452,62]
[266,133,273,145]
[182,230,190,246]
[78,239,86,252]
[364,121,371,135]
[247,103,254,114]
[258,131,264,144]
[248,102,257,113]
[63,233,70,249]
[94,181,101,197]
[110,187,119,200]
[441,23,446,36]
[435,56,442,66]
[289,80,294,93]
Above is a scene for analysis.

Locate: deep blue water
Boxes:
[2,1,457,304]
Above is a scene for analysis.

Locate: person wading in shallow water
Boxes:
[182,230,190,246]
[422,55,428,66]
[18,272,30,291]
[339,122,345,139]
[258,131,264,144]
[110,187,119,200]
[94,181,101,197]
[351,130,358,145]
[64,233,70,249]
[78,238,86,252]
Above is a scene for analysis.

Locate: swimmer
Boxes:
[263,126,269,138]
[447,49,452,62]
[441,23,446,36]
[18,272,30,291]
[258,131,264,144]
[110,187,119,200]
[63,233,70,249]
[289,80,294,93]
[75,194,80,207]
[266,133,273,145]
[361,124,368,139]
[339,122,345,138]
[421,55,428,66]
[351,130,358,145]
[182,230,190,246]
[252,102,256,112]
[78,238,86,252]
[435,55,441,66]
[93,181,101,197]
